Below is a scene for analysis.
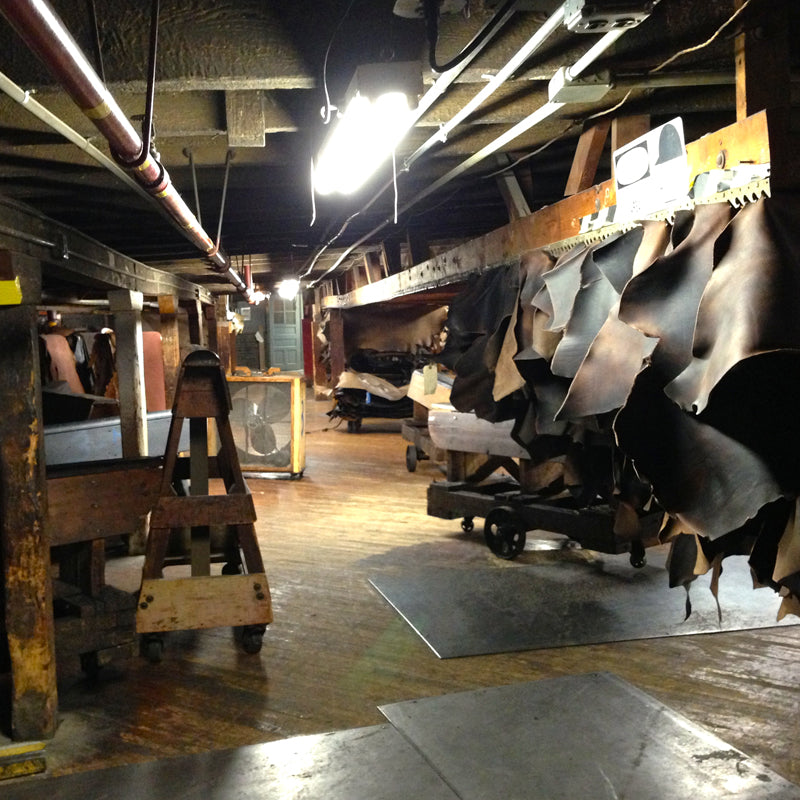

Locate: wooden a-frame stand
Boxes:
[136,350,272,660]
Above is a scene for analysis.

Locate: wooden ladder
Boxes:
[136,350,272,660]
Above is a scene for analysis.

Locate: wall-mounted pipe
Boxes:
[0,0,236,281]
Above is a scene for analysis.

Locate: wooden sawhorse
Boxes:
[137,350,272,661]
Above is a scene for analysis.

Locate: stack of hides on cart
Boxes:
[438,193,800,620]
[329,349,416,424]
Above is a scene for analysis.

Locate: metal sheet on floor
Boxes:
[369,549,797,658]
[2,725,459,800]
[380,672,800,800]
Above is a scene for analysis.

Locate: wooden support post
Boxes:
[381,238,403,276]
[406,231,431,266]
[0,252,57,741]
[158,294,181,408]
[328,308,346,382]
[565,119,611,196]
[311,318,329,397]
[494,154,531,221]
[205,297,232,374]
[611,115,650,181]
[110,289,149,554]
[181,297,206,348]
[364,251,384,283]
[109,290,148,459]
[735,0,789,121]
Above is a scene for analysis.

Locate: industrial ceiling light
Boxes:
[277,279,301,300]
[314,61,423,196]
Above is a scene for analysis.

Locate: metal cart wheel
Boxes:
[629,539,647,569]
[241,625,265,654]
[461,516,474,533]
[141,633,164,664]
[483,505,526,560]
[406,444,418,472]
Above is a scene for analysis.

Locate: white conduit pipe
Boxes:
[405,3,567,170]
[0,70,152,202]
[310,26,628,287]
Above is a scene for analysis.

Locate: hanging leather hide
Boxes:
[618,202,733,382]
[666,194,800,411]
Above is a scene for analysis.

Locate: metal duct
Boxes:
[0,0,236,281]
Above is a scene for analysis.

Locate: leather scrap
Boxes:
[613,369,782,540]
[619,202,733,382]
[666,194,800,412]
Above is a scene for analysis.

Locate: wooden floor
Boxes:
[14,396,800,784]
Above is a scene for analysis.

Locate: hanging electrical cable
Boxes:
[302,0,523,277]
[424,0,517,74]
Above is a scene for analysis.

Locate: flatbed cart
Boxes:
[427,478,661,566]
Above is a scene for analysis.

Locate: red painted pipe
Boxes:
[0,0,230,273]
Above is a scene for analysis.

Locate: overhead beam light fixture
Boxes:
[314,61,423,196]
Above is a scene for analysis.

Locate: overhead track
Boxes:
[0,0,250,295]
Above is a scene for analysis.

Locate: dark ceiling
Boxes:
[0,0,793,296]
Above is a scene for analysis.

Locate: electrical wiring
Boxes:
[480,122,578,179]
[424,0,517,74]
[320,0,359,125]
[651,0,752,74]
[304,0,754,289]
[487,0,755,179]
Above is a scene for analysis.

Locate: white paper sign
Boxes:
[614,117,689,221]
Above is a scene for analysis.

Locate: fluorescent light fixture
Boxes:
[314,62,422,196]
[277,279,300,300]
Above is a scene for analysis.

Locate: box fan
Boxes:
[226,374,305,477]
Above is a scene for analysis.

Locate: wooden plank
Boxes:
[564,119,610,196]
[46,466,161,546]
[328,308,345,381]
[225,90,266,148]
[494,154,531,220]
[0,197,211,304]
[109,290,148,459]
[0,283,57,741]
[149,494,256,529]
[205,301,229,373]
[735,0,789,121]
[158,295,181,408]
[136,573,272,633]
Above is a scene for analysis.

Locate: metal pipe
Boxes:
[216,150,234,250]
[0,70,150,201]
[310,26,626,288]
[0,0,231,275]
[566,28,626,80]
[183,148,203,226]
[405,3,566,170]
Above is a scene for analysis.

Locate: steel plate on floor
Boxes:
[380,672,800,800]
[2,725,458,800]
[369,549,797,658]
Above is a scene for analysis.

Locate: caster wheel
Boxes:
[461,516,474,533]
[629,540,647,569]
[222,561,241,575]
[141,634,164,664]
[347,419,362,433]
[484,506,526,560]
[241,626,265,654]
[406,444,418,472]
